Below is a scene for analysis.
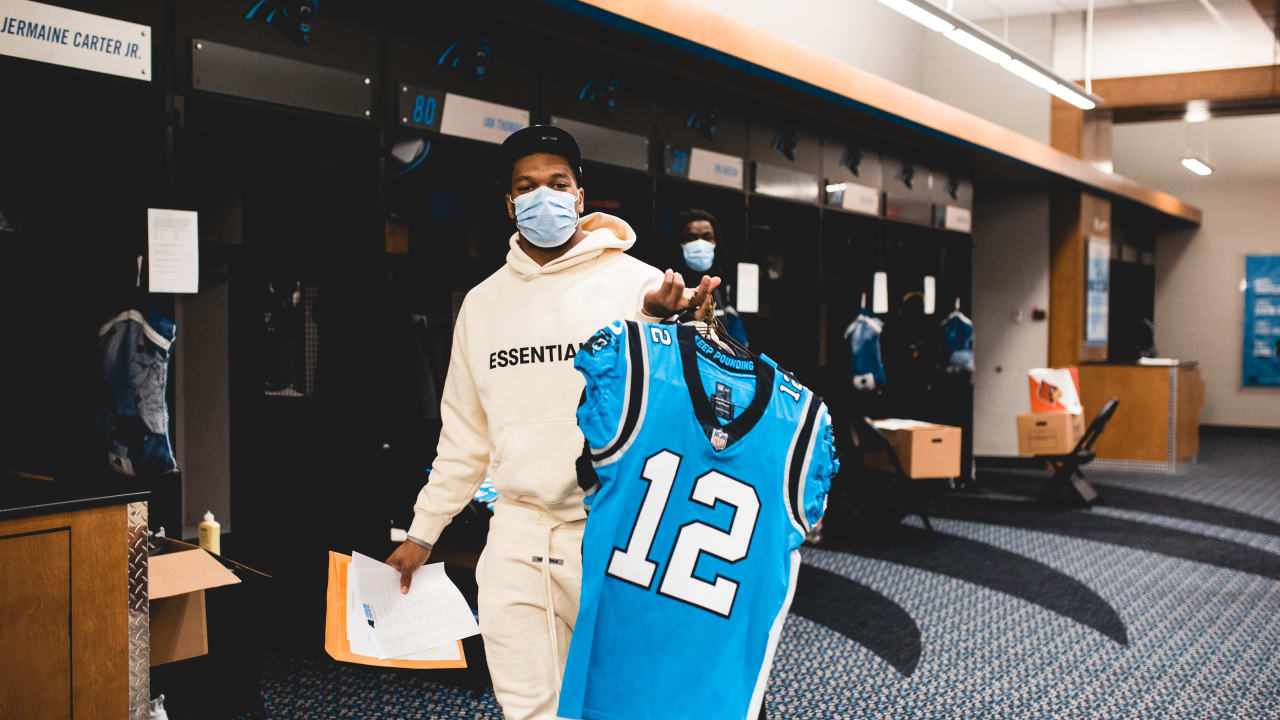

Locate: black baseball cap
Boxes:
[501,124,583,184]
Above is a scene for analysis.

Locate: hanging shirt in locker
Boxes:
[938,309,974,374]
[560,320,838,720]
[844,309,887,391]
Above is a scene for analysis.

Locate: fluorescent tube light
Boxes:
[1181,157,1213,176]
[1049,83,1097,110]
[878,0,1103,110]
[876,0,954,33]
[1003,58,1057,89]
[946,28,1010,64]
[825,182,847,193]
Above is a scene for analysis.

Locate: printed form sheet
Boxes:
[349,552,478,659]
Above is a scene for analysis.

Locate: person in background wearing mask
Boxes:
[676,208,749,348]
[385,126,718,720]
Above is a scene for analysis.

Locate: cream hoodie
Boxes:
[408,213,665,545]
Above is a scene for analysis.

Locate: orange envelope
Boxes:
[324,551,468,669]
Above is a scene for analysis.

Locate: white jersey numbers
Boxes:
[606,449,759,617]
[607,451,680,588]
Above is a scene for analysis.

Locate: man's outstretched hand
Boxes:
[386,540,431,594]
[643,270,721,321]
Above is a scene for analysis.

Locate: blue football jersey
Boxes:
[558,321,838,720]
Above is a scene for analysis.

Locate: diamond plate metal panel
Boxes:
[127,501,150,720]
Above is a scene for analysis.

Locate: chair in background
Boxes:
[1036,398,1120,507]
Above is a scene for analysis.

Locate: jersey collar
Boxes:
[677,325,775,449]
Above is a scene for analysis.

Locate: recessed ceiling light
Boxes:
[1181,157,1213,176]
[1184,100,1211,123]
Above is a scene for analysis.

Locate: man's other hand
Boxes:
[386,540,432,594]
[643,270,721,321]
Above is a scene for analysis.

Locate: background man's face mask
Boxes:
[682,239,715,272]
[513,186,580,249]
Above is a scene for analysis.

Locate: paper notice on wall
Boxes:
[147,208,198,294]
[736,262,759,314]
[873,271,889,314]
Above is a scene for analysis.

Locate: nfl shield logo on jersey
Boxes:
[710,427,729,451]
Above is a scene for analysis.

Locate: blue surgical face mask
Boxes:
[512,186,580,249]
[682,239,715,272]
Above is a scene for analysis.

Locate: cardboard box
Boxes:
[149,547,240,666]
[1017,412,1085,456]
[865,420,962,479]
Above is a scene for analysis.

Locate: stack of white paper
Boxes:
[346,552,479,660]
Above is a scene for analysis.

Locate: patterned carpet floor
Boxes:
[237,434,1279,719]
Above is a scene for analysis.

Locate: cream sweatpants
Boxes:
[477,500,585,720]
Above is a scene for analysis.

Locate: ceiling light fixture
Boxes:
[878,0,954,32]
[876,0,1101,110]
[946,28,1011,64]
[1181,157,1213,176]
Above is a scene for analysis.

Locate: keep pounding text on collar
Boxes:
[489,340,590,369]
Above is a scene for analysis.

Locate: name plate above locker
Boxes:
[666,146,743,190]
[0,0,150,80]
[439,93,528,145]
[830,182,881,216]
[753,162,819,203]
[550,116,648,172]
[192,39,372,119]
[940,205,972,233]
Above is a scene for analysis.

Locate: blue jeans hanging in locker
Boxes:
[98,309,178,477]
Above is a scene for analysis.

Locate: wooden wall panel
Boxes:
[1176,366,1205,461]
[1078,365,1171,462]
[1092,66,1278,108]
[1050,97,1084,158]
[1050,191,1110,366]
[0,529,72,719]
[1050,191,1085,368]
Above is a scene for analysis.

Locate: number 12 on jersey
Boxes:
[606,450,760,617]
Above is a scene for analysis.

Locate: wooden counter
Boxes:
[0,476,149,719]
[1077,363,1205,471]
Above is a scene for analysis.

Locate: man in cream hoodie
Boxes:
[386,126,717,719]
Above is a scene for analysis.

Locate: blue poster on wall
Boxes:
[1243,255,1280,387]
[1085,236,1110,347]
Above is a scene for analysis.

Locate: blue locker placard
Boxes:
[1243,254,1280,387]
[398,82,444,132]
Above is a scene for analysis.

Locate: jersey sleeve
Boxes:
[804,404,839,529]
[573,321,631,456]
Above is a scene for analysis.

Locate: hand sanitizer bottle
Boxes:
[198,511,221,555]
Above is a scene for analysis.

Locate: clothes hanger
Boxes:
[691,294,754,361]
